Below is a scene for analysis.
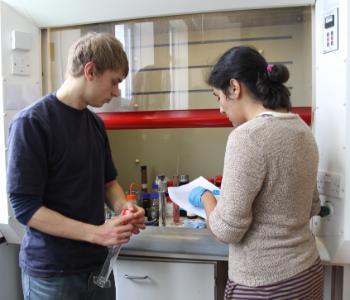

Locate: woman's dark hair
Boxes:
[207,46,291,110]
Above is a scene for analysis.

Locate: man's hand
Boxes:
[93,212,136,246]
[122,202,146,234]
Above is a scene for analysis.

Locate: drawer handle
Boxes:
[124,274,149,280]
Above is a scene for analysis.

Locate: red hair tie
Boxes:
[266,64,273,73]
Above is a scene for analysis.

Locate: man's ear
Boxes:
[229,79,241,98]
[84,62,95,81]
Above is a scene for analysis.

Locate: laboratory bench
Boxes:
[115,226,228,300]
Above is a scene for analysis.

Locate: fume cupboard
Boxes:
[1,0,350,299]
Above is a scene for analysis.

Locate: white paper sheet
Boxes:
[168,176,220,219]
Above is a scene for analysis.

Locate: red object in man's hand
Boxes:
[121,208,130,225]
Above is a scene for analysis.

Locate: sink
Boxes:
[122,226,228,259]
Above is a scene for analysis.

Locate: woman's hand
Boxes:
[188,186,208,208]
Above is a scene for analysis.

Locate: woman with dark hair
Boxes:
[189,46,323,299]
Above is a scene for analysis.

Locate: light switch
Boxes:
[317,171,341,198]
[11,53,31,76]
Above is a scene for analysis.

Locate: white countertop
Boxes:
[121,226,228,261]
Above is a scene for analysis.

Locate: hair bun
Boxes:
[267,64,289,84]
[207,46,291,110]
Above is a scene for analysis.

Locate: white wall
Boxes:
[0,4,41,297]
[313,0,350,298]
[0,1,41,242]
[313,0,350,263]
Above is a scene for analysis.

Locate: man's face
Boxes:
[86,69,125,108]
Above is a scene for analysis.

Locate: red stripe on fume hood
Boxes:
[98,107,311,130]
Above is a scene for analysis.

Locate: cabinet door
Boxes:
[114,259,216,300]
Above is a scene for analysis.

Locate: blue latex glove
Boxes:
[188,187,208,209]
[212,189,220,196]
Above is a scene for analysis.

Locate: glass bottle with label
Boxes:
[140,165,148,193]
[148,182,159,225]
[140,192,150,219]
[166,181,173,218]
[172,176,180,224]
[128,182,141,206]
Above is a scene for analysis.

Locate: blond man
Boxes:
[7,32,145,300]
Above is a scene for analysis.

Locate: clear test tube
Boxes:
[156,175,167,227]
[93,244,122,288]
[94,208,129,288]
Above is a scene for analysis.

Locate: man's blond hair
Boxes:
[67,32,129,77]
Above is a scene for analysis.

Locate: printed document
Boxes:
[168,176,220,219]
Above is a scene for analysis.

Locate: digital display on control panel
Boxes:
[324,15,334,29]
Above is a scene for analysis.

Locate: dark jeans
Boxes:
[21,269,116,300]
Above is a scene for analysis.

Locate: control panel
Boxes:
[323,8,339,53]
